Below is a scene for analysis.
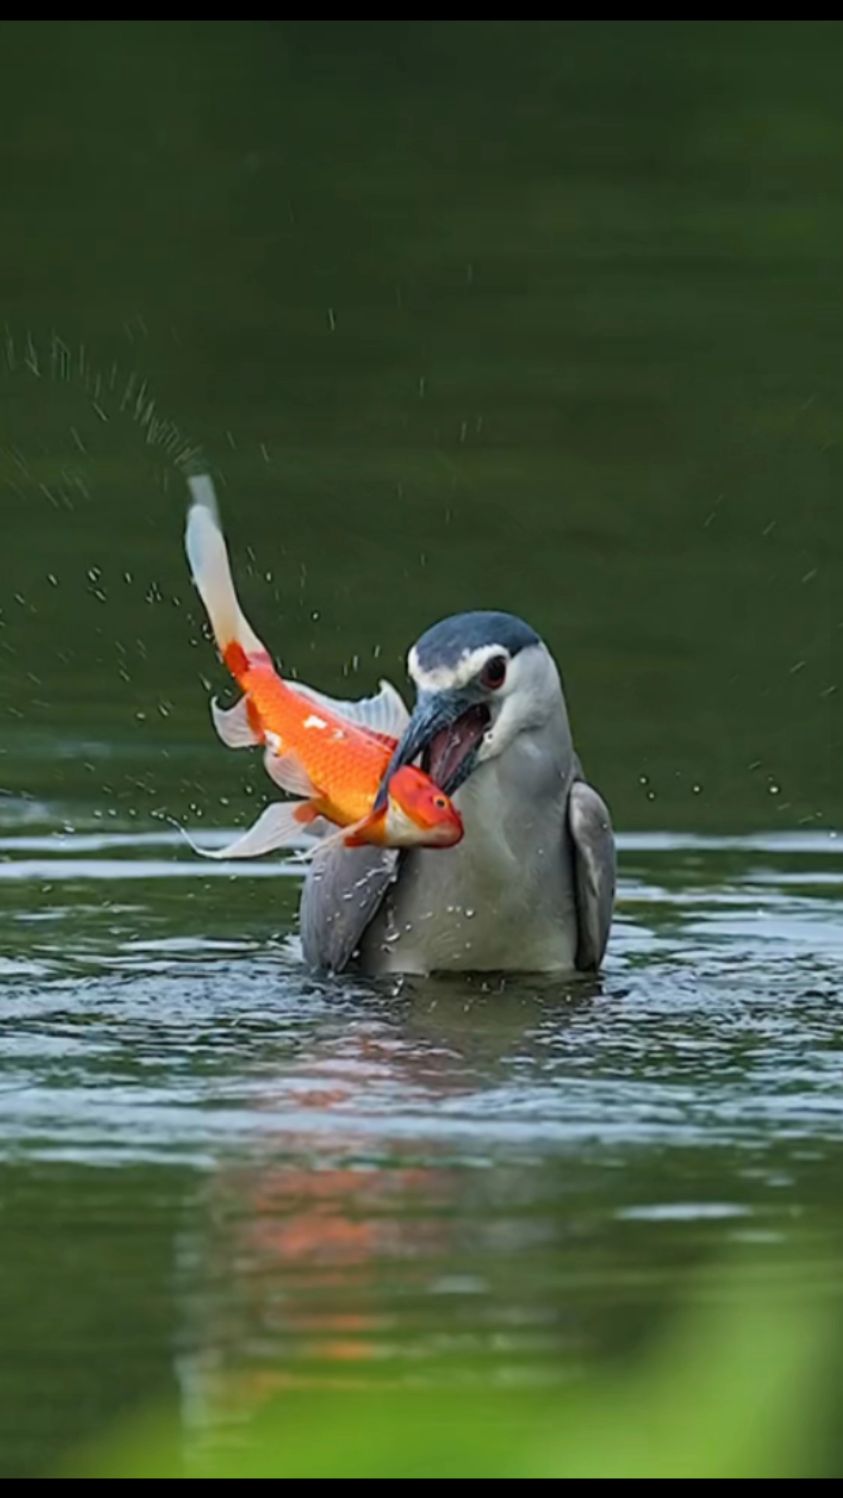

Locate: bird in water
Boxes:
[300,609,615,976]
[182,476,615,978]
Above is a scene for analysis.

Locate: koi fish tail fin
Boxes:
[185,474,266,680]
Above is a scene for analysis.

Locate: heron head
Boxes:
[378,610,564,800]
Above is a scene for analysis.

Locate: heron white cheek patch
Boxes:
[409,643,509,693]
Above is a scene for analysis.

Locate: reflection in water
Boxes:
[177,1008,517,1416]
[2,819,843,1467]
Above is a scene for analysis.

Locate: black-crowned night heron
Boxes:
[300,610,615,975]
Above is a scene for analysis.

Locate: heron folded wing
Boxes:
[299,843,400,973]
[568,779,616,971]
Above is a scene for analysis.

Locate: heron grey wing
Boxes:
[299,842,400,974]
[567,779,616,971]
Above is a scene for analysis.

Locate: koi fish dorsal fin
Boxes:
[185,474,265,661]
[294,678,409,742]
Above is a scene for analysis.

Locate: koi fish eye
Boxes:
[481,654,507,690]
[433,794,448,810]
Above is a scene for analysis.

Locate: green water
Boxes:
[2,21,843,1477]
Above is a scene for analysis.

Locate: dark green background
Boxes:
[2,20,841,831]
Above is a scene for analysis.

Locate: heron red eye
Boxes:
[481,655,507,690]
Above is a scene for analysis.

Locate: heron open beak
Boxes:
[377,689,490,803]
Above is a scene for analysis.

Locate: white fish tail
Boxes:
[185,474,265,659]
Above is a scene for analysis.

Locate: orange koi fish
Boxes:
[184,476,463,859]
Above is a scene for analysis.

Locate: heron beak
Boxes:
[377,689,489,803]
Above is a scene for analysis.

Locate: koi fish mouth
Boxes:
[422,704,490,795]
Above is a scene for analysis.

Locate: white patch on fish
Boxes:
[304,714,328,730]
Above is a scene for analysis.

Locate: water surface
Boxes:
[3,801,843,1471]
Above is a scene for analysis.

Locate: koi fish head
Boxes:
[383,765,464,848]
[341,766,462,850]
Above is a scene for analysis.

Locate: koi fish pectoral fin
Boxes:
[262,736,320,799]
[210,701,322,803]
[342,811,384,847]
[211,695,262,749]
[180,799,320,861]
[297,807,383,859]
